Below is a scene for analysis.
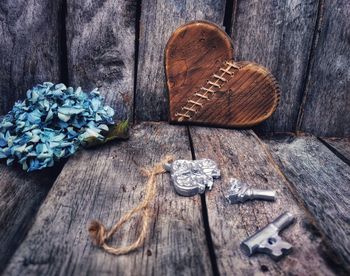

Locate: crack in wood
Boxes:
[58,0,69,85]
[187,126,220,276]
[132,0,142,124]
[295,0,325,133]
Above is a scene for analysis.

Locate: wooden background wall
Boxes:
[0,0,349,137]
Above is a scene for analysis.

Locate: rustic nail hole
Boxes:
[146,249,152,256]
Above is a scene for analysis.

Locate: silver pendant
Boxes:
[164,159,220,196]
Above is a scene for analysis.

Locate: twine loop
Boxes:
[88,155,174,255]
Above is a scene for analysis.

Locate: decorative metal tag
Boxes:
[164,159,220,196]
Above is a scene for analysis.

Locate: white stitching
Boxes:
[175,60,241,121]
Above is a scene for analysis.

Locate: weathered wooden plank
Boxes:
[321,137,350,163]
[135,0,227,121]
[4,123,212,275]
[189,127,335,275]
[66,0,136,120]
[0,164,62,273]
[266,135,350,271]
[0,0,62,114]
[299,1,350,136]
[231,0,319,133]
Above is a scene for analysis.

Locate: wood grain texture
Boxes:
[231,0,319,133]
[135,0,227,121]
[321,137,350,163]
[189,127,334,275]
[266,135,350,272]
[0,164,62,273]
[66,0,136,120]
[299,1,350,136]
[3,123,213,276]
[165,21,280,128]
[0,0,61,114]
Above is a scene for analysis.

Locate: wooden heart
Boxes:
[165,21,280,128]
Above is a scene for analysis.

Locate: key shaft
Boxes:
[249,188,276,201]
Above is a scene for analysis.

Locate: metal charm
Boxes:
[164,159,220,197]
[225,178,276,204]
[241,212,295,261]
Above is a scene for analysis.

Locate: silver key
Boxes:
[226,178,276,204]
[241,212,295,260]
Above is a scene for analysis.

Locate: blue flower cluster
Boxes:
[0,82,115,171]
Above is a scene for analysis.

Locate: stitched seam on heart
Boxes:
[175,60,242,122]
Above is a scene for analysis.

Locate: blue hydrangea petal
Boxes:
[22,124,38,132]
[79,128,104,141]
[98,124,109,131]
[45,108,54,122]
[0,148,7,158]
[28,110,42,124]
[1,121,13,129]
[104,106,114,117]
[29,159,40,171]
[0,133,7,147]
[22,161,28,171]
[7,158,14,166]
[91,98,100,112]
[58,112,71,122]
[14,144,27,153]
[55,83,67,90]
[51,133,66,142]
[53,148,65,158]
[58,107,85,115]
[37,152,53,159]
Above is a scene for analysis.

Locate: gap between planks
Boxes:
[318,137,350,166]
[295,0,324,133]
[187,126,220,276]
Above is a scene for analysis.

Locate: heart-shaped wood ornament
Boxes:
[165,21,280,128]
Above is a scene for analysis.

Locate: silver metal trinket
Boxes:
[164,159,220,197]
[225,178,276,204]
[241,212,295,261]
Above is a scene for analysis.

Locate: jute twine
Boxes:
[88,155,174,255]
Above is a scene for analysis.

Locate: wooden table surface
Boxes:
[0,0,349,275]
[0,122,349,275]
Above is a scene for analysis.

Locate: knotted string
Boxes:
[88,155,174,255]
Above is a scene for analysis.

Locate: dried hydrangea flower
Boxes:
[0,82,119,172]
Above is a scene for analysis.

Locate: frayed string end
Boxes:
[88,220,107,247]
